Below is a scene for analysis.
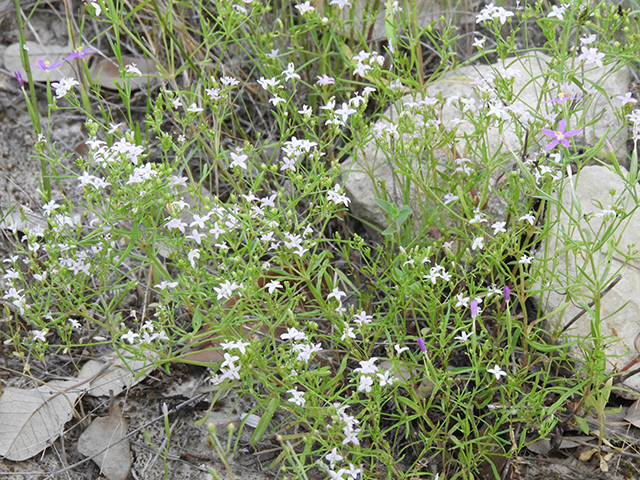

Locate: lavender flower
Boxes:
[417,338,426,353]
[14,71,24,88]
[504,286,510,302]
[64,47,95,61]
[470,299,479,319]
[541,119,581,150]
[31,59,62,71]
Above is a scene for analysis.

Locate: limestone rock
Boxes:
[538,165,640,395]
[342,52,630,232]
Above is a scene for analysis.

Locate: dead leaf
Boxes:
[624,397,640,428]
[0,380,82,461]
[579,448,598,461]
[78,403,131,480]
[79,352,154,397]
[88,56,158,91]
[3,42,76,82]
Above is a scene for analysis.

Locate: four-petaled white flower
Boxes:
[471,237,484,251]
[229,151,248,170]
[487,364,507,380]
[454,331,473,342]
[547,5,565,19]
[295,1,315,14]
[264,280,283,294]
[287,387,306,406]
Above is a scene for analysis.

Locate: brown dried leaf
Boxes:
[78,403,131,480]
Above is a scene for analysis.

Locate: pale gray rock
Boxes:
[342,52,631,232]
[538,165,640,396]
[339,0,475,40]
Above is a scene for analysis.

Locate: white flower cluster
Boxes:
[121,320,169,345]
[51,77,79,98]
[476,3,514,24]
[280,135,317,172]
[281,327,322,363]
[351,49,384,77]
[209,340,250,385]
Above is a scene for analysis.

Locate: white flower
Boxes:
[357,375,374,392]
[329,0,351,9]
[221,340,251,354]
[121,330,139,344]
[125,63,142,76]
[454,331,473,342]
[326,448,344,468]
[51,77,79,98]
[577,46,605,68]
[377,371,393,387]
[353,311,373,326]
[282,63,300,81]
[281,327,307,342]
[394,344,409,354]
[455,293,470,308]
[471,237,484,251]
[487,364,507,380]
[214,280,242,301]
[519,255,534,264]
[442,193,459,204]
[491,221,506,234]
[287,388,306,407]
[580,34,597,45]
[547,5,565,19]
[334,103,357,123]
[295,1,315,14]
[493,6,514,24]
[187,103,203,113]
[472,36,486,48]
[519,212,536,225]
[327,287,346,302]
[327,184,351,207]
[354,357,378,374]
[229,151,248,170]
[32,330,47,342]
[155,280,179,290]
[264,280,282,294]
[269,95,286,106]
[316,74,335,86]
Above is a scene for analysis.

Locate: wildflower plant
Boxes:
[4,0,640,479]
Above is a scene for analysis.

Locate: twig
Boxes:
[558,275,622,336]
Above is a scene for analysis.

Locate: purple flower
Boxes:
[14,71,24,88]
[541,93,583,105]
[470,299,479,319]
[541,119,581,150]
[417,338,426,353]
[503,286,510,302]
[31,59,62,71]
[64,47,95,61]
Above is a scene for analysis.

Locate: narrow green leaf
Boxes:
[251,396,279,445]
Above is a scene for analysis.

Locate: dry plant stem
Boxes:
[557,274,622,336]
